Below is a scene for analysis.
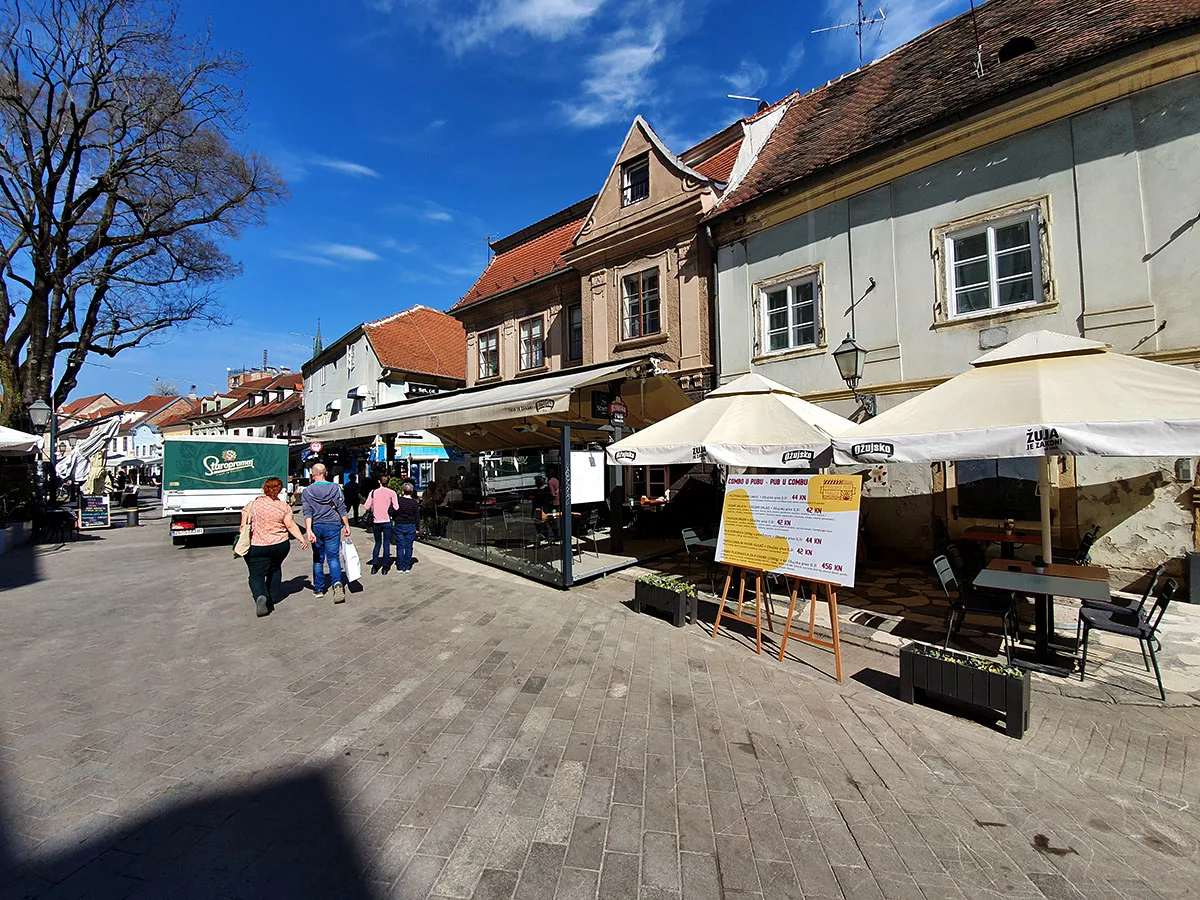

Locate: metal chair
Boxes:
[1079,578,1176,701]
[933,554,1017,659]
[1055,524,1100,566]
[574,509,601,560]
[1076,563,1164,642]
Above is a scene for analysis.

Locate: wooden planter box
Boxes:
[899,643,1031,739]
[633,581,695,628]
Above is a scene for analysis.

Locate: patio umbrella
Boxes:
[0,424,39,454]
[606,372,854,468]
[833,330,1200,562]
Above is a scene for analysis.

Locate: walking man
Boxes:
[303,463,351,602]
[392,482,420,573]
[344,473,361,524]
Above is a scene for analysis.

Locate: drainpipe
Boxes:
[704,225,720,389]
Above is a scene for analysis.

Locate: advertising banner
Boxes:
[163,439,289,490]
[716,474,862,587]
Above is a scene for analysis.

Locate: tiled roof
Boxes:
[225,393,303,422]
[453,214,586,311]
[118,395,181,415]
[693,138,742,184]
[59,393,118,416]
[144,398,196,426]
[711,0,1200,218]
[363,306,466,381]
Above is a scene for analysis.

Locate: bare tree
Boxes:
[0,0,286,428]
[149,378,178,395]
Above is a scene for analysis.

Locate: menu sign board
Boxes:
[716,474,862,587]
[78,495,111,529]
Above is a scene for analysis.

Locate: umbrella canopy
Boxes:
[606,372,854,468]
[833,330,1200,562]
[0,424,39,454]
[834,332,1200,463]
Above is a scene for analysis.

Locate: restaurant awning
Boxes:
[305,359,692,453]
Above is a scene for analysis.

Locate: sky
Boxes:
[73,0,972,402]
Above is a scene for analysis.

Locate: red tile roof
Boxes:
[712,0,1200,219]
[144,398,196,426]
[225,393,303,422]
[363,306,466,381]
[693,138,742,183]
[118,395,181,415]
[59,393,119,416]
[454,215,585,311]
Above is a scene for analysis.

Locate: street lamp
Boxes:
[832,334,876,418]
[26,398,57,504]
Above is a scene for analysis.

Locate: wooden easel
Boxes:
[777,577,843,683]
[710,565,774,654]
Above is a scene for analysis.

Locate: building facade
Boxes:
[707,0,1200,577]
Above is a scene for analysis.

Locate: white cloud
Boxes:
[424,210,454,223]
[779,41,806,84]
[313,157,382,178]
[311,242,382,262]
[565,25,666,128]
[445,0,606,53]
[722,60,768,98]
[274,243,382,266]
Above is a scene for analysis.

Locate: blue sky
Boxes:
[74,0,970,401]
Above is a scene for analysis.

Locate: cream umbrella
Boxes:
[833,331,1200,562]
[0,424,39,454]
[606,372,854,469]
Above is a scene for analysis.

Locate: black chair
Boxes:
[1076,563,1164,642]
[1055,524,1100,566]
[933,554,1017,658]
[574,509,600,560]
[1079,578,1176,701]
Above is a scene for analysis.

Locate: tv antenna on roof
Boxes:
[811,0,887,69]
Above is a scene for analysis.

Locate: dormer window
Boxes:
[621,156,649,207]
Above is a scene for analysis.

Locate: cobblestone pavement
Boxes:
[1,522,1199,899]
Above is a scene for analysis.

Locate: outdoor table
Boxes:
[985,558,1109,582]
[962,526,1043,559]
[974,567,1110,675]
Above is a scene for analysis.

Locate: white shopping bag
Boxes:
[341,537,362,583]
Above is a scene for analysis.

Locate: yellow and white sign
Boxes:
[716,474,862,587]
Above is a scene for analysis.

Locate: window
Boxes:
[621,156,649,206]
[519,316,545,370]
[956,458,1040,521]
[233,429,240,436]
[622,269,660,340]
[761,275,819,353]
[630,466,668,500]
[567,305,583,362]
[478,329,499,379]
[945,211,1042,318]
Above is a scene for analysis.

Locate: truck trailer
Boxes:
[161,435,289,545]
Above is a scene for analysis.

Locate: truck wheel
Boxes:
[173,536,187,547]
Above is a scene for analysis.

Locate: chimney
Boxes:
[187,385,198,401]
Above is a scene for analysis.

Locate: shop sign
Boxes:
[608,397,628,427]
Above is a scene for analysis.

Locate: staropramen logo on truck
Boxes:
[202,449,256,477]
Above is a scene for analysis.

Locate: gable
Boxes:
[574,116,717,248]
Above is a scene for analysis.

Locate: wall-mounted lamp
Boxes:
[832,334,876,418]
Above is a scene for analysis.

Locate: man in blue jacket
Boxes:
[302,463,351,602]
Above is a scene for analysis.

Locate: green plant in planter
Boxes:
[635,573,697,599]
[907,642,1025,679]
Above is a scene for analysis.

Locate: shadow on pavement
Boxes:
[0,764,382,899]
[0,545,39,590]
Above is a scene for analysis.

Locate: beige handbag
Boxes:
[233,502,253,557]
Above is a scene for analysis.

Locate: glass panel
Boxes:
[641,271,659,296]
[958,458,1039,520]
[768,308,788,331]
[793,280,814,305]
[766,288,788,312]
[568,306,583,360]
[994,219,1031,251]
[792,323,815,347]
[643,306,660,335]
[953,259,990,289]
[995,247,1032,280]
[954,286,991,314]
[794,301,815,325]
[769,331,788,351]
[996,276,1036,306]
[954,232,988,261]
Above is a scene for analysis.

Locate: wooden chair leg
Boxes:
[711,569,733,640]
[827,585,843,684]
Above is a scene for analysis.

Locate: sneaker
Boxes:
[314,589,327,599]
[332,582,345,603]
[254,596,271,617]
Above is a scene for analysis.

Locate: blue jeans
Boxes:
[311,523,343,592]
[394,524,416,571]
[372,521,393,566]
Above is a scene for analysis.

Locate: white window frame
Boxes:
[621,156,649,207]
[621,268,660,340]
[759,273,820,355]
[518,316,545,371]
[478,329,500,380]
[944,210,1042,319]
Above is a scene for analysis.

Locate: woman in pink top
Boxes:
[364,474,400,573]
[240,477,308,618]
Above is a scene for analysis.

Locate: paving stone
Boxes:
[514,841,566,900]
[641,831,680,891]
[598,850,640,899]
[563,816,607,871]
[472,868,520,900]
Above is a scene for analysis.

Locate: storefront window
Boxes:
[956,458,1040,521]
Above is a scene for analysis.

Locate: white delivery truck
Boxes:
[161,435,289,545]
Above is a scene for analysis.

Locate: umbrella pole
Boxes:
[1040,456,1054,564]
